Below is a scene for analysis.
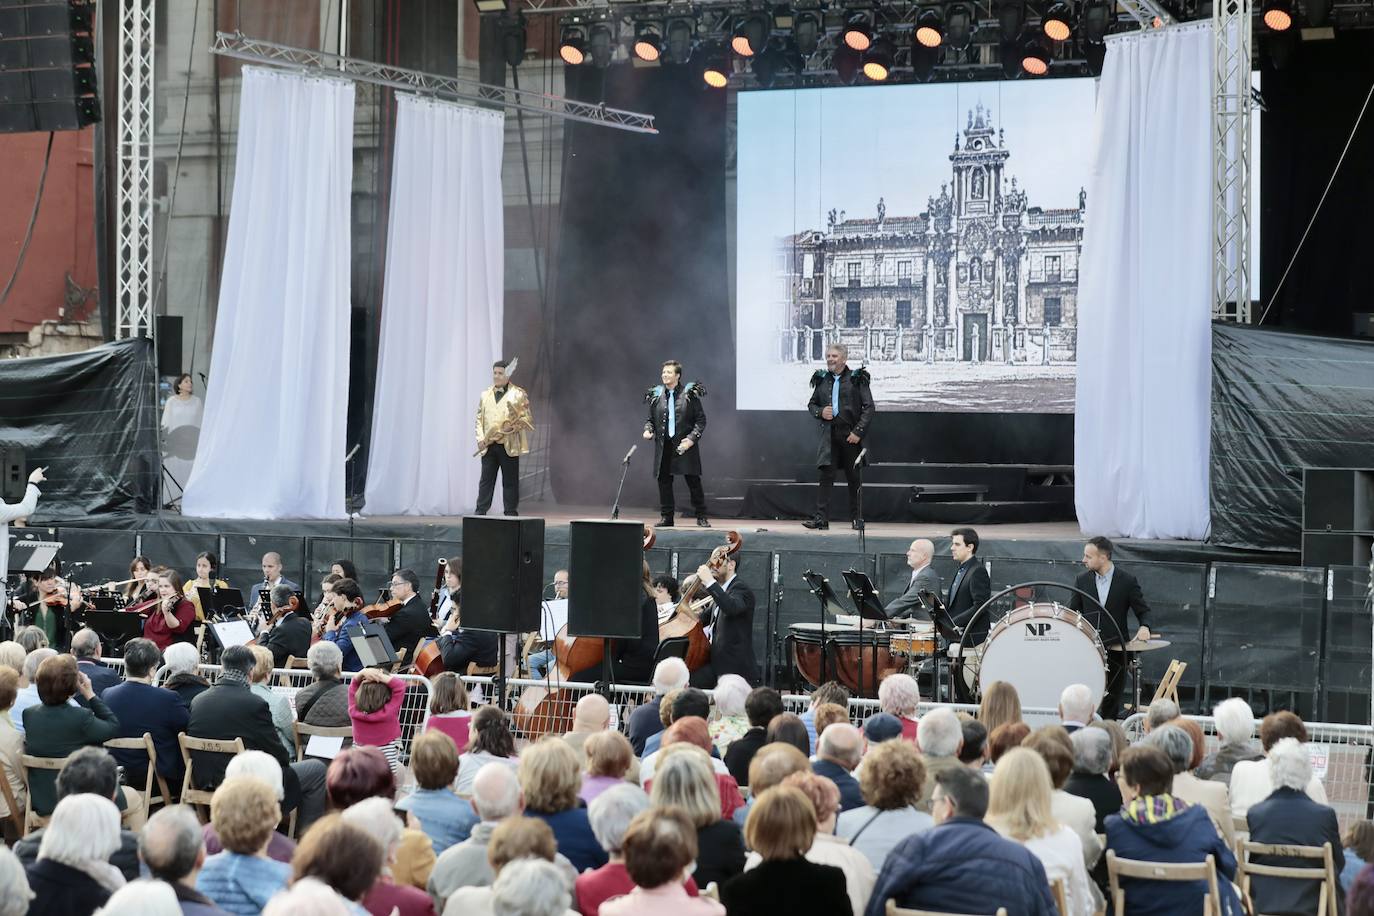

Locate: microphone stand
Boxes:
[610,444,636,520]
[853,448,868,554]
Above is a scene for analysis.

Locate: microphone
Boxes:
[345,444,361,462]
[853,448,868,469]
[622,445,637,464]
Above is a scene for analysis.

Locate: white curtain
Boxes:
[1074,23,1213,540]
[363,95,505,516]
[181,67,354,519]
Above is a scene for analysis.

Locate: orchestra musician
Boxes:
[475,359,534,517]
[0,466,44,611]
[885,539,941,620]
[312,573,342,638]
[142,570,197,651]
[185,551,229,622]
[262,583,312,668]
[15,567,80,650]
[321,578,370,672]
[382,568,437,664]
[652,574,681,623]
[434,592,498,677]
[433,562,461,624]
[115,556,157,606]
[643,360,710,528]
[247,552,300,621]
[526,570,567,679]
[688,553,757,689]
[567,563,659,686]
[946,527,992,644]
[1068,535,1153,720]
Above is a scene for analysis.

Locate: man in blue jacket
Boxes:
[102,637,189,789]
[866,765,1057,916]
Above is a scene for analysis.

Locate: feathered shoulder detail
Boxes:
[810,370,829,388]
[645,385,664,402]
[852,367,872,385]
[683,382,706,398]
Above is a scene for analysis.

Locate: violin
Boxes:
[363,592,403,620]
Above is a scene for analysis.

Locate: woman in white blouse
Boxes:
[986,748,1099,916]
[161,373,203,501]
[1230,710,1327,817]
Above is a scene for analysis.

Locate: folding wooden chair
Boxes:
[278,655,310,687]
[19,753,66,833]
[0,770,25,837]
[177,733,245,820]
[105,732,175,812]
[1150,660,1187,706]
[1106,850,1222,916]
[886,902,1008,916]
[1051,877,1069,916]
[1238,840,1338,916]
[293,722,354,762]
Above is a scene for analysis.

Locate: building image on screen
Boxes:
[735,80,1095,413]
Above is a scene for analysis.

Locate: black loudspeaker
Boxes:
[155,315,183,378]
[0,1,100,134]
[0,448,25,501]
[1301,532,1374,568]
[568,519,644,639]
[1302,468,1374,533]
[461,516,544,632]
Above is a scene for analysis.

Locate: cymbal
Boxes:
[1107,638,1171,652]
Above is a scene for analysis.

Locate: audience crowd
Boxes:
[3,633,1372,916]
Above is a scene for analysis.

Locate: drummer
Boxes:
[885,539,940,620]
[1068,536,1153,720]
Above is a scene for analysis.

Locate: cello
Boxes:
[659,530,741,671]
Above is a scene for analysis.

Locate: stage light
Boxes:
[732,14,768,56]
[1080,0,1110,43]
[793,9,822,56]
[997,0,1026,38]
[946,4,975,49]
[834,42,861,84]
[1021,35,1051,74]
[501,16,527,68]
[1262,0,1293,30]
[915,7,945,47]
[633,23,662,61]
[862,35,896,80]
[1265,27,1297,67]
[588,21,615,68]
[842,13,874,51]
[1042,1,1073,40]
[702,43,730,86]
[912,41,939,81]
[664,17,695,64]
[558,24,587,65]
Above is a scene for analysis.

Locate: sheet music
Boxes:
[541,598,569,641]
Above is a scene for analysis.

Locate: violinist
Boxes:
[17,568,80,651]
[321,577,369,672]
[142,570,196,651]
[312,573,342,638]
[262,583,312,668]
[567,562,659,686]
[382,569,436,664]
[688,552,758,689]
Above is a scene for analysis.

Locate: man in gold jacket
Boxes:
[475,359,534,516]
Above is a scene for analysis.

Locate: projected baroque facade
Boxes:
[778,103,1083,366]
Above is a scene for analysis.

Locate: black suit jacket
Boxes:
[721,855,851,916]
[440,628,499,673]
[263,611,312,668]
[1247,786,1346,916]
[77,659,122,696]
[385,595,436,664]
[947,558,992,642]
[724,726,768,786]
[703,577,758,684]
[102,679,190,786]
[645,383,707,477]
[187,681,290,791]
[807,366,876,468]
[627,699,665,756]
[1068,565,1151,645]
[1064,771,1123,833]
[611,594,659,684]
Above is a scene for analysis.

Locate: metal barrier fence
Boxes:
[1123,713,1374,831]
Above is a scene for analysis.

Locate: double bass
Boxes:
[658,530,741,671]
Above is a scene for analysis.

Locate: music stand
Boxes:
[801,570,848,688]
[918,590,963,703]
[78,610,145,652]
[8,539,61,573]
[841,569,888,698]
[348,620,399,669]
[199,586,247,617]
[207,619,256,651]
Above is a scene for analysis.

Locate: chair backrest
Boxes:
[1150,659,1187,705]
[885,901,1008,916]
[1050,877,1068,916]
[103,732,158,805]
[702,882,720,902]
[1239,840,1337,916]
[279,655,309,686]
[177,733,246,813]
[1107,850,1221,916]
[654,637,692,663]
[293,722,354,762]
[0,763,25,835]
[19,753,67,833]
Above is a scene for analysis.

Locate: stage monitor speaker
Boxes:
[568,519,644,639]
[0,448,25,501]
[1301,532,1374,568]
[1302,468,1374,533]
[461,516,544,633]
[0,1,100,135]
[156,315,183,377]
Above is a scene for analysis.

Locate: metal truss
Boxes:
[1212,0,1252,322]
[1117,0,1175,27]
[115,0,155,340]
[209,32,658,134]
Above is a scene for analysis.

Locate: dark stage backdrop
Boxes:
[1210,322,1374,551]
[0,338,159,518]
[551,69,1072,508]
[1260,31,1374,336]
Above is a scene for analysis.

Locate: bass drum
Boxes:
[975,602,1107,710]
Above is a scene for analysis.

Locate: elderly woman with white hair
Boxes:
[1245,737,1344,916]
[576,784,704,914]
[1195,697,1263,782]
[92,879,181,916]
[261,878,353,916]
[0,845,34,916]
[200,751,297,863]
[878,673,921,743]
[709,674,752,756]
[24,793,125,916]
[491,858,578,916]
[342,797,437,916]
[295,641,351,727]
[161,641,211,708]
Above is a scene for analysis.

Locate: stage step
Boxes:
[740,482,1072,524]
